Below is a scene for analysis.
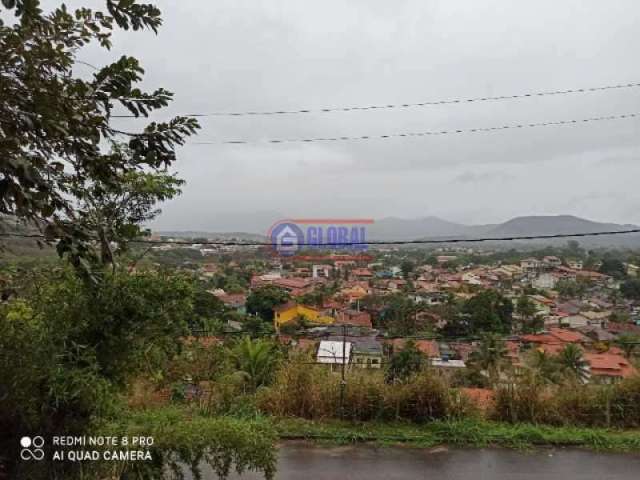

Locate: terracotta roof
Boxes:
[352,268,373,276]
[538,343,565,355]
[520,333,558,344]
[584,353,637,378]
[520,328,587,345]
[214,293,247,306]
[335,309,373,328]
[607,322,640,334]
[548,328,589,343]
[449,342,475,361]
[274,278,312,289]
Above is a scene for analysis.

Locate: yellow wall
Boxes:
[274,304,334,329]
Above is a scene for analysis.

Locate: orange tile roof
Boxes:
[521,328,587,345]
[352,268,373,276]
[273,278,313,289]
[584,353,637,378]
[548,328,588,343]
[520,333,558,344]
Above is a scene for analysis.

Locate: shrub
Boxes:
[609,375,640,428]
[257,354,339,419]
[492,371,555,424]
[258,360,453,422]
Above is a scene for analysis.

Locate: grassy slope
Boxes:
[112,406,640,452]
[274,417,640,451]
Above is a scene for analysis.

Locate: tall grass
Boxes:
[256,355,640,428]
[256,355,474,422]
[492,373,640,428]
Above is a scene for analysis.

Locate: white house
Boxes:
[317,340,352,366]
[533,273,557,290]
[521,258,540,272]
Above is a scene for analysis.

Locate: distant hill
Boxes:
[367,216,472,240]
[482,215,636,237]
[154,214,640,247]
[370,214,638,243]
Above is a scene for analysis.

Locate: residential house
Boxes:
[520,328,590,354]
[430,358,466,371]
[532,273,557,290]
[273,302,334,331]
[200,263,218,277]
[582,310,610,328]
[352,268,374,280]
[213,292,247,314]
[521,258,541,272]
[317,340,351,371]
[335,309,373,328]
[583,352,636,384]
[272,277,314,295]
[567,259,583,270]
[351,338,383,369]
[411,291,447,306]
[561,314,591,328]
[312,264,332,278]
[543,256,562,268]
[626,263,639,277]
[340,284,369,303]
[579,326,616,343]
[528,294,554,316]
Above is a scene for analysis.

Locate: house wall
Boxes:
[352,353,382,368]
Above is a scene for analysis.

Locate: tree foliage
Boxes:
[0,267,194,477]
[461,290,513,334]
[385,340,424,383]
[557,343,589,383]
[598,258,626,279]
[230,337,280,392]
[246,285,290,321]
[468,334,507,385]
[0,0,199,274]
[620,278,640,300]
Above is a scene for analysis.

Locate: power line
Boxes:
[109,81,640,118]
[2,228,640,246]
[182,112,640,145]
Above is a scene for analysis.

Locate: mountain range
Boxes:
[157,214,640,247]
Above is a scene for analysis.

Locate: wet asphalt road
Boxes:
[210,442,640,480]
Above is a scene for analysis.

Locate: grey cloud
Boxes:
[41,0,640,229]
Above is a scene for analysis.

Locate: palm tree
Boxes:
[469,334,507,385]
[529,349,561,384]
[558,343,589,383]
[615,333,640,358]
[230,337,278,391]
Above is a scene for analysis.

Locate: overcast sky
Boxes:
[67,0,640,231]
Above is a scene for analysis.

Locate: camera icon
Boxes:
[20,436,45,461]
